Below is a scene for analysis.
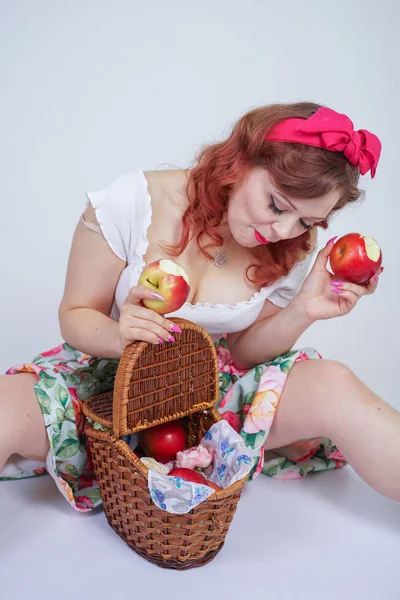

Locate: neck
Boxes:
[215,217,233,248]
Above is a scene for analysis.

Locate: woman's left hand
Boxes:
[296,237,383,322]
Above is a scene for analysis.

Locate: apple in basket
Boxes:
[168,468,222,492]
[203,480,222,492]
[138,420,187,464]
[168,467,209,485]
[329,233,382,285]
[138,259,191,314]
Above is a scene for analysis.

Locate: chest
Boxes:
[142,205,261,306]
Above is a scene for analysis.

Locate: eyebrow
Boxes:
[273,189,328,221]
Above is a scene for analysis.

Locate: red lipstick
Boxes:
[254,229,270,244]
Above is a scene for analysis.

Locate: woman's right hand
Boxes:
[118,285,181,352]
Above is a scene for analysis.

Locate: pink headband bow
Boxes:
[265,107,382,178]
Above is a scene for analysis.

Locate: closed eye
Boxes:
[268,195,313,231]
[268,197,284,216]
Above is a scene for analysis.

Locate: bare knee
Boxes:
[265,358,358,449]
[292,358,360,414]
[294,357,354,384]
[0,373,49,463]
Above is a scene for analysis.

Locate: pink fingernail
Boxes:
[170,324,182,333]
[167,334,175,342]
[331,281,343,287]
[157,337,164,344]
[326,236,338,246]
[373,274,379,282]
[330,289,343,294]
[151,292,165,300]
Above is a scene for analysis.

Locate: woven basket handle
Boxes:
[112,339,149,439]
[111,318,220,439]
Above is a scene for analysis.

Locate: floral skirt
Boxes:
[1,337,346,511]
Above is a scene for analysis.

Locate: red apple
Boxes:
[205,480,222,492]
[139,421,187,463]
[168,468,222,492]
[138,259,190,314]
[168,468,209,485]
[329,233,382,284]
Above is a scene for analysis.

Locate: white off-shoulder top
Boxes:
[83,170,314,341]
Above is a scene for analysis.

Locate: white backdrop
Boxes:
[0,0,399,409]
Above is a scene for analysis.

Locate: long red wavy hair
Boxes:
[161,101,362,287]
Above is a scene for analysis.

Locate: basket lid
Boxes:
[112,319,220,437]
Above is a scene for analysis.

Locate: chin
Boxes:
[229,229,247,248]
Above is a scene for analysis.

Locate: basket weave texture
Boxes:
[83,318,248,569]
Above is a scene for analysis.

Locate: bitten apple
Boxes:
[329,233,382,284]
[138,259,190,314]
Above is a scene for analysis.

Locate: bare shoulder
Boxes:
[144,169,190,216]
[82,168,190,227]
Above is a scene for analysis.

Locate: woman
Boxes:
[1,101,395,512]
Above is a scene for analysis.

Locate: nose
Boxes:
[271,217,297,240]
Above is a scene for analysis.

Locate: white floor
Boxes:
[1,467,399,600]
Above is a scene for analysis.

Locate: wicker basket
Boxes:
[83,318,248,570]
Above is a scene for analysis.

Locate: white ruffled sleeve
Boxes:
[267,251,315,308]
[85,170,151,264]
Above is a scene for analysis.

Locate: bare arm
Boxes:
[58,204,126,358]
[226,297,315,370]
[227,232,318,369]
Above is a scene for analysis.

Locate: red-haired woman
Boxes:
[1,102,393,512]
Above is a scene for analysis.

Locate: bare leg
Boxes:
[0,374,49,472]
[265,359,400,502]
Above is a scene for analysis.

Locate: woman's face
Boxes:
[226,167,341,247]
